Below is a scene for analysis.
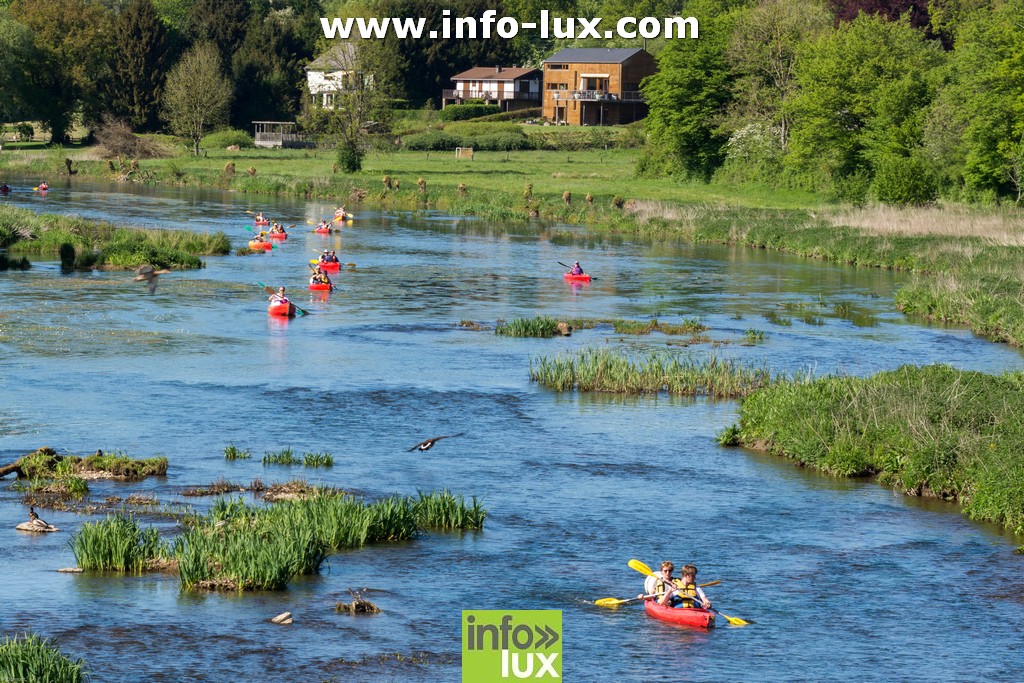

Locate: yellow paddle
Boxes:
[596,580,720,608]
[628,559,751,626]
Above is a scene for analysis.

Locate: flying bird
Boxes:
[408,433,464,452]
[133,264,172,294]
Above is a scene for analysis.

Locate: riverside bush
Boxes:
[200,129,255,149]
[437,104,501,121]
[726,364,1024,534]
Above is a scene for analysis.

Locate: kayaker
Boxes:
[38,181,49,191]
[319,249,330,262]
[639,561,676,600]
[327,250,340,263]
[0,183,10,194]
[310,268,332,287]
[659,563,712,609]
[255,212,266,222]
[268,286,289,304]
[570,261,584,275]
[270,222,285,234]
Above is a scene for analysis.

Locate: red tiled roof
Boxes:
[450,66,540,81]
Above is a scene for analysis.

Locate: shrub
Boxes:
[94,116,168,159]
[871,155,938,206]
[200,129,255,149]
[437,103,501,121]
[404,130,464,151]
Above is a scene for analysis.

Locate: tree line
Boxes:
[640,0,1024,204]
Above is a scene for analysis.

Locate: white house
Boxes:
[305,41,370,108]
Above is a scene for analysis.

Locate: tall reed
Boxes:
[70,515,165,572]
[0,634,85,683]
[530,348,775,398]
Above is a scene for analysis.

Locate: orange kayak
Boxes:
[644,599,715,628]
[268,302,295,317]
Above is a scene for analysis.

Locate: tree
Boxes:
[300,41,396,173]
[104,0,173,131]
[640,3,737,180]
[786,14,945,187]
[9,0,114,142]
[727,0,832,151]
[0,9,37,126]
[162,42,233,155]
[188,0,249,66]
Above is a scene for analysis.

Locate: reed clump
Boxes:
[0,634,86,683]
[495,315,561,338]
[724,364,1024,535]
[262,447,298,465]
[302,451,334,467]
[224,444,252,460]
[70,514,167,572]
[530,349,775,398]
[173,490,488,591]
[611,318,707,335]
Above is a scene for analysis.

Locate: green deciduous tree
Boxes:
[10,0,114,142]
[786,14,945,193]
[162,42,233,155]
[640,4,736,180]
[104,0,173,131]
[0,9,37,125]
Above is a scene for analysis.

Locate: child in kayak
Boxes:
[659,564,712,609]
[639,561,676,600]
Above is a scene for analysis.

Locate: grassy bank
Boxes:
[0,204,229,270]
[0,634,86,683]
[721,364,1024,539]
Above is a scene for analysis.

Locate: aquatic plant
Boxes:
[262,447,298,465]
[0,634,85,683]
[79,451,168,479]
[530,349,775,398]
[224,444,252,460]
[302,451,334,467]
[495,315,561,338]
[413,490,487,530]
[70,515,166,572]
[743,329,767,343]
[611,318,707,335]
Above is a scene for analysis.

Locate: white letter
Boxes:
[497,17,517,38]
[536,652,560,677]
[666,16,699,39]
[540,9,549,39]
[480,9,497,39]
[639,17,660,39]
[577,17,601,39]
[502,649,510,678]
[320,17,353,39]
[616,17,637,39]
[512,652,534,678]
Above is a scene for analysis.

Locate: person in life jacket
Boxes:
[310,266,332,287]
[0,183,10,194]
[327,250,340,263]
[319,249,330,262]
[268,286,289,305]
[38,181,49,191]
[638,561,676,600]
[270,222,285,234]
[570,261,584,275]
[660,563,712,609]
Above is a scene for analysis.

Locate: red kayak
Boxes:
[308,283,331,291]
[644,599,715,629]
[564,273,591,283]
[268,232,287,240]
[314,226,332,235]
[248,240,272,251]
[255,219,270,226]
[267,302,295,317]
[310,259,340,272]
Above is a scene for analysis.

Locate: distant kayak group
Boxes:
[255,207,353,318]
[0,181,48,194]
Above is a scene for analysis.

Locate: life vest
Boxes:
[672,580,698,608]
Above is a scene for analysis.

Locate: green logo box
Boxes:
[462,609,562,682]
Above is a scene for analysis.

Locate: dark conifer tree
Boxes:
[105,0,172,130]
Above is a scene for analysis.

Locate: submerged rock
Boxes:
[271,612,293,625]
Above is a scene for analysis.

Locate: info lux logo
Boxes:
[462,610,562,681]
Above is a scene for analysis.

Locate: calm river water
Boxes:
[1,179,1022,682]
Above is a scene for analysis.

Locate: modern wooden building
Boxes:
[541,48,656,126]
[442,66,542,112]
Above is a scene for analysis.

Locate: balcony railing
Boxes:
[443,89,540,101]
[551,90,645,102]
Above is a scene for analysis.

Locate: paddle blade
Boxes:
[720,612,751,626]
[595,598,628,608]
[628,559,655,577]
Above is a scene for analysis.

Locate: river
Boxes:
[1,179,1022,682]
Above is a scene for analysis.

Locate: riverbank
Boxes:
[721,364,1024,543]
[0,204,230,270]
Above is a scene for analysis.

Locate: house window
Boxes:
[546,64,568,70]
[545,83,567,90]
[322,93,334,107]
